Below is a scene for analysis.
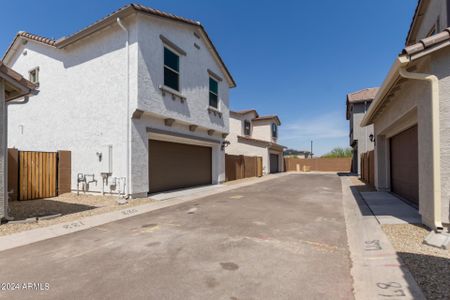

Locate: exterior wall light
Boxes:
[369,134,374,142]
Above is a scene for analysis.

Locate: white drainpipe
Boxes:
[117,17,131,198]
[3,96,30,220]
[398,67,443,231]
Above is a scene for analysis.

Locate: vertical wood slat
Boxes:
[18,151,58,200]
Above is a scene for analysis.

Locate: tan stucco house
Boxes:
[0,61,36,221]
[361,0,450,230]
[346,88,378,175]
[226,110,285,174]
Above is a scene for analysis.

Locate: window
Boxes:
[29,67,39,84]
[209,77,218,108]
[164,47,179,91]
[244,120,251,136]
[272,123,278,138]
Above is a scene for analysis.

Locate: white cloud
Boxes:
[279,111,349,155]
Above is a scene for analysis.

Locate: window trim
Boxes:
[244,120,251,136]
[209,77,219,109]
[271,123,278,138]
[163,46,180,92]
[28,67,39,85]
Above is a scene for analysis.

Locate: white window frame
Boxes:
[29,67,39,85]
[209,77,219,109]
[163,46,181,92]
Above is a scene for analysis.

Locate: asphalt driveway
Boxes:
[0,174,353,300]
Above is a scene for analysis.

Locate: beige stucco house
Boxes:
[361,0,450,230]
[346,88,378,175]
[0,61,36,221]
[226,110,284,174]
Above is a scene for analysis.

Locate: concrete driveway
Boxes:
[0,174,353,300]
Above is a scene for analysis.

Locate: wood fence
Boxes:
[225,154,262,182]
[284,157,352,172]
[360,150,374,187]
[8,149,71,201]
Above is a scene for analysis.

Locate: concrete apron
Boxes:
[0,173,289,252]
[341,177,425,300]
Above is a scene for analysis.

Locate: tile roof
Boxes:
[253,115,281,125]
[231,109,258,116]
[402,28,450,56]
[237,135,286,150]
[347,87,379,103]
[4,3,236,87]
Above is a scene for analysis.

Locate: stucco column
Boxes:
[374,134,389,192]
[0,80,5,219]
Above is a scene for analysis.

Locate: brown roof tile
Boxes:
[253,115,281,125]
[347,87,379,103]
[402,28,450,56]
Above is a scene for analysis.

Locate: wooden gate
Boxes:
[19,151,57,200]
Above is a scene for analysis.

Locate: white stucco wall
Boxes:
[350,102,374,174]
[130,13,231,195]
[0,80,5,219]
[252,120,277,143]
[6,13,231,197]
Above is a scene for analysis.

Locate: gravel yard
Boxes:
[0,193,154,236]
[382,223,450,300]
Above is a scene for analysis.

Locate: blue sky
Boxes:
[0,0,418,155]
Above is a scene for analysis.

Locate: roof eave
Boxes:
[55,6,135,49]
[361,56,410,127]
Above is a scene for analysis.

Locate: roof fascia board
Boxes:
[361,57,409,126]
[55,7,135,48]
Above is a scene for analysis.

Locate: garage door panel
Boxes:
[270,154,279,173]
[149,140,212,193]
[390,125,418,205]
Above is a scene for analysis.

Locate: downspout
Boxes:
[398,66,443,231]
[3,96,30,220]
[117,18,130,198]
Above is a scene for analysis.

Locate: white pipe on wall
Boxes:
[117,17,131,198]
[3,96,30,220]
[398,67,443,231]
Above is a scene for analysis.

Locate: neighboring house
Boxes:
[0,61,36,220]
[2,4,236,197]
[346,88,378,174]
[226,110,284,174]
[361,0,450,230]
[284,149,311,159]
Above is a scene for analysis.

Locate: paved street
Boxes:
[0,174,353,300]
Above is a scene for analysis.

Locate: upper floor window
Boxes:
[29,67,39,84]
[244,120,251,136]
[272,123,278,138]
[164,47,179,91]
[209,77,218,108]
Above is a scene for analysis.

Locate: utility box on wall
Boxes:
[99,145,113,174]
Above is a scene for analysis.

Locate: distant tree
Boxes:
[322,147,353,158]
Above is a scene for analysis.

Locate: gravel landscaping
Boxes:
[0,193,154,236]
[382,223,450,300]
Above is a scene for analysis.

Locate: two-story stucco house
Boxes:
[361,0,450,230]
[0,62,36,220]
[346,88,378,175]
[226,110,284,174]
[2,4,236,198]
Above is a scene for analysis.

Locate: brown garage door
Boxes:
[149,140,212,193]
[390,125,419,205]
[270,154,279,173]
